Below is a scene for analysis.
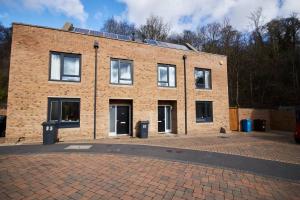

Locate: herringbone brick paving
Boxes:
[82,131,300,164]
[0,153,299,200]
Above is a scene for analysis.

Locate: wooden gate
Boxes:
[229,107,239,131]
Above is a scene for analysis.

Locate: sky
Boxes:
[0,0,299,34]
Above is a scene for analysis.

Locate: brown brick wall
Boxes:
[0,108,6,115]
[238,108,270,131]
[6,23,229,142]
[270,110,296,132]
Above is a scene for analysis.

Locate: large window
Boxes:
[110,59,133,85]
[48,98,80,128]
[196,101,213,123]
[195,68,211,89]
[50,52,81,82]
[158,64,176,87]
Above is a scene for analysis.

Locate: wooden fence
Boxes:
[229,108,239,131]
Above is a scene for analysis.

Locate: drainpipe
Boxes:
[183,55,187,135]
[93,41,99,139]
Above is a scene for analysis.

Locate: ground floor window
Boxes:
[196,101,213,122]
[48,98,80,128]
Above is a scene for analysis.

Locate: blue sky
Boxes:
[0,0,299,33]
[0,0,126,30]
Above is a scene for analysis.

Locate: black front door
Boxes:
[117,106,130,134]
[158,106,165,132]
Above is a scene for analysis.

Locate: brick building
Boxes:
[5,23,229,142]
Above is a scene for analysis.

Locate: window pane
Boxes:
[196,102,205,122]
[196,102,212,122]
[166,106,171,130]
[119,79,132,84]
[120,61,132,80]
[205,70,211,89]
[158,82,168,86]
[158,66,168,82]
[50,101,59,121]
[169,67,175,87]
[61,101,80,122]
[111,60,119,83]
[50,54,61,80]
[109,106,116,132]
[63,56,80,76]
[206,103,212,119]
[62,76,80,81]
[195,69,204,88]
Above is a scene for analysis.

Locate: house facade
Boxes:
[5,23,229,142]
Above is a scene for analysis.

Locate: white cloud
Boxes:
[280,0,300,16]
[21,0,88,25]
[118,0,300,33]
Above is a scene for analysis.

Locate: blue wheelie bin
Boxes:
[241,119,252,132]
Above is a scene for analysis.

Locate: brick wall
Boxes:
[238,108,270,131]
[270,110,296,132]
[6,23,230,142]
[0,108,6,115]
[231,108,296,132]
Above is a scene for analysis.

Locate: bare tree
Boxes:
[248,8,267,106]
[249,7,266,45]
[101,17,136,35]
[168,30,202,49]
[137,15,170,41]
[0,23,12,105]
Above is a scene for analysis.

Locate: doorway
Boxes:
[109,105,131,136]
[158,105,172,133]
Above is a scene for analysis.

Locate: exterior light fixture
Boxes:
[94,41,99,49]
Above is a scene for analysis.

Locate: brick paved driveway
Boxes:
[88,131,300,164]
[1,153,299,200]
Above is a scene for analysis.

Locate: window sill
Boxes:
[110,83,134,87]
[158,86,177,89]
[195,88,212,91]
[57,123,80,128]
[196,121,213,124]
[48,80,81,84]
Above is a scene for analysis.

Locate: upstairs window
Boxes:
[50,52,81,82]
[48,98,80,128]
[158,64,176,87]
[110,59,133,85]
[196,101,213,123]
[195,68,211,89]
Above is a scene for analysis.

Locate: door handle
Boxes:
[120,122,126,124]
[158,121,162,122]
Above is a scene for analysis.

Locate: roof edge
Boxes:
[12,22,227,58]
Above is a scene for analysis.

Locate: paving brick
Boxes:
[90,131,300,165]
[0,153,299,200]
